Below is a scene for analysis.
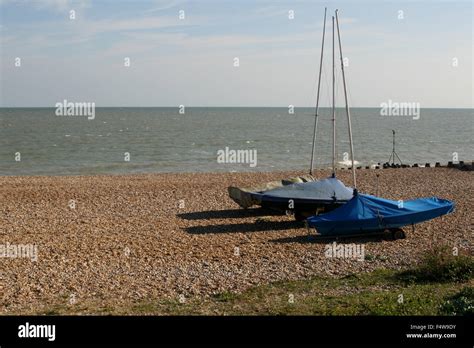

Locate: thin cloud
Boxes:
[144,0,183,14]
[1,0,91,12]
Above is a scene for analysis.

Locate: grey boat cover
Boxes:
[254,176,354,203]
[228,175,314,208]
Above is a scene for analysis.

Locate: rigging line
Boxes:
[314,49,332,169]
[310,7,327,176]
[344,70,363,163]
[336,9,357,188]
[334,65,340,166]
[318,41,332,167]
[323,58,332,111]
[331,15,336,177]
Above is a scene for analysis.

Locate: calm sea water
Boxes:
[0,107,472,176]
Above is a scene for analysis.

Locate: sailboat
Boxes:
[241,9,357,220]
[307,193,455,237]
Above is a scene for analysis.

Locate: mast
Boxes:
[331,15,336,177]
[335,9,356,188]
[309,7,327,176]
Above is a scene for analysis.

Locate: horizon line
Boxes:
[1,106,473,109]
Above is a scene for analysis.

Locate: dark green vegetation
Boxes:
[439,287,474,316]
[399,245,473,283]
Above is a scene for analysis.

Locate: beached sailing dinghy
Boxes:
[229,8,358,219]
[307,191,455,238]
[228,175,314,209]
[248,175,354,219]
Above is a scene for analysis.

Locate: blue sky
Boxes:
[0,0,472,107]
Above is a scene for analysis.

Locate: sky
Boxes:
[0,0,472,107]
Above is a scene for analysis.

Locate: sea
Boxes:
[0,107,472,176]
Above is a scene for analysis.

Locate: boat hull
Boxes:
[307,194,455,236]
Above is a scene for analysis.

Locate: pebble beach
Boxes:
[0,168,472,314]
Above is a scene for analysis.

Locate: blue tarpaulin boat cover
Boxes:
[307,193,455,235]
